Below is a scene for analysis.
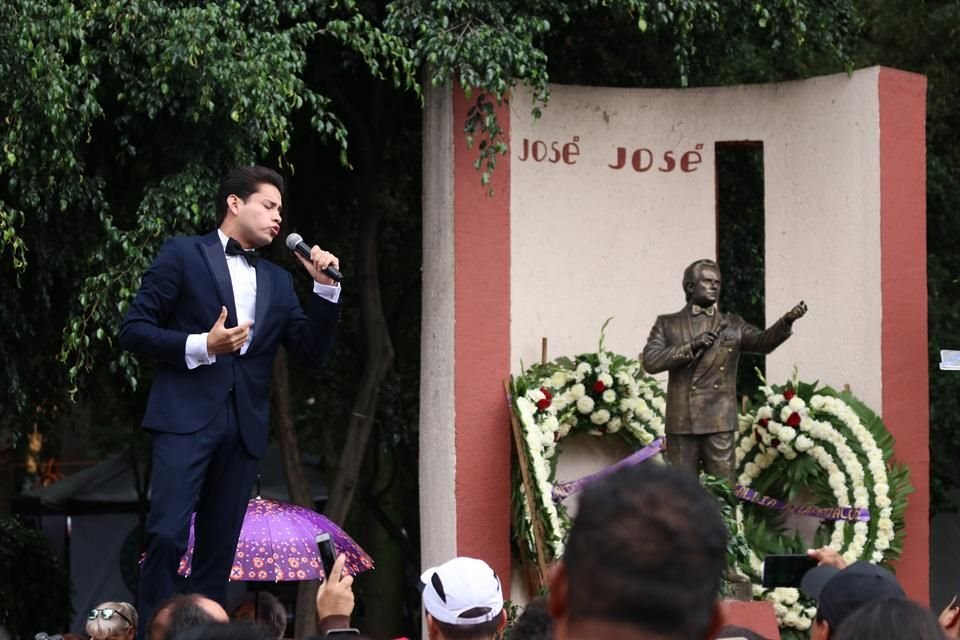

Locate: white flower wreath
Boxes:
[734,373,911,638]
[510,335,666,561]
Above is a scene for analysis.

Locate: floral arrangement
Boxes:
[734,373,912,638]
[508,346,913,640]
[509,329,666,561]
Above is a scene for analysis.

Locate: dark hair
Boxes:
[170,621,265,640]
[832,597,945,640]
[215,166,285,227]
[508,597,552,640]
[564,462,727,640]
[682,259,720,301]
[231,592,287,639]
[716,624,770,640]
[164,596,220,640]
[433,616,501,640]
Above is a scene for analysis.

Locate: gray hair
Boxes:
[85,601,137,640]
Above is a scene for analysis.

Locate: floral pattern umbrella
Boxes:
[178,497,374,581]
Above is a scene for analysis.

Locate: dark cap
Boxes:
[800,561,905,628]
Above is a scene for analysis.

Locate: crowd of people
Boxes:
[18,462,954,640]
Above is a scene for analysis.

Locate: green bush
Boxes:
[0,516,71,640]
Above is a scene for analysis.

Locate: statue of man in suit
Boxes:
[642,259,807,482]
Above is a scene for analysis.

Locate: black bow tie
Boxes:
[691,304,716,317]
[225,238,259,266]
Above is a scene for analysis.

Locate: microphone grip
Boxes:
[293,241,343,282]
[322,264,343,282]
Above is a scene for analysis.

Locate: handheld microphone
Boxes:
[285,233,343,282]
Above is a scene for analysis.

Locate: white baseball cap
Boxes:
[420,557,504,625]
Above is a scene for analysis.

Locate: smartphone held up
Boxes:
[316,532,338,580]
[761,554,818,588]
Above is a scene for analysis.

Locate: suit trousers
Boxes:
[665,431,736,484]
[137,391,258,637]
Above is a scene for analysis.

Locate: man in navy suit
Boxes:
[120,166,341,634]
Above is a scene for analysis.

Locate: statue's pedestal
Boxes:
[721,600,780,639]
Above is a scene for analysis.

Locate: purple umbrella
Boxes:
[178,497,374,582]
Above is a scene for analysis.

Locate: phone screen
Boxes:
[316,533,337,579]
[761,554,817,588]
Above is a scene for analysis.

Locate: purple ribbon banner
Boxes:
[734,485,870,522]
[551,438,665,503]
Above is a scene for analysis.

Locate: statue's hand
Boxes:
[783,300,807,326]
[692,329,720,352]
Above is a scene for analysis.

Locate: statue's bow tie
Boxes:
[225,237,260,266]
[691,304,716,317]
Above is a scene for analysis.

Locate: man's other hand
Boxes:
[939,596,960,638]
[807,546,847,569]
[206,306,251,355]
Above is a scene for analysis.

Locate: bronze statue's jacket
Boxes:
[642,305,792,435]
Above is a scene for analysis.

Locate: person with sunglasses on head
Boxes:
[86,602,137,640]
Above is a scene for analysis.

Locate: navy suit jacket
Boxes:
[119,231,340,458]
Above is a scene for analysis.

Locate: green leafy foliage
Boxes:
[0,516,72,640]
[386,0,860,190]
[700,473,752,594]
[0,0,417,438]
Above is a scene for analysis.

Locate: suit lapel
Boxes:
[251,263,272,351]
[200,232,239,326]
[681,306,694,346]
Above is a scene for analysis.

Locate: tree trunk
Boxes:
[271,348,320,637]
[323,176,394,526]
[0,428,14,515]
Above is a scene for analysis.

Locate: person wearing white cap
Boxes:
[420,557,507,639]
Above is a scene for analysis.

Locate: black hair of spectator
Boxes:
[508,597,553,640]
[564,462,727,639]
[433,616,502,639]
[716,624,770,640]
[832,597,945,640]
[171,621,266,640]
[232,592,287,639]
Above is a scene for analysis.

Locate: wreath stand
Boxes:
[505,337,552,597]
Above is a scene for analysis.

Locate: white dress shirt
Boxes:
[184,230,341,369]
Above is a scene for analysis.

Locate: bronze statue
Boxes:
[642,259,807,482]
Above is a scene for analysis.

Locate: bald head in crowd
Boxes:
[148,594,228,640]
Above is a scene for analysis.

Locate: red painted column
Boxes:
[452,90,513,589]
[879,67,928,602]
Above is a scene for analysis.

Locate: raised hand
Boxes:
[783,301,808,326]
[316,553,355,621]
[205,306,251,355]
[294,245,341,286]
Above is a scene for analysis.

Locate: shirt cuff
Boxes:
[318,615,352,634]
[185,333,215,369]
[313,282,341,303]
